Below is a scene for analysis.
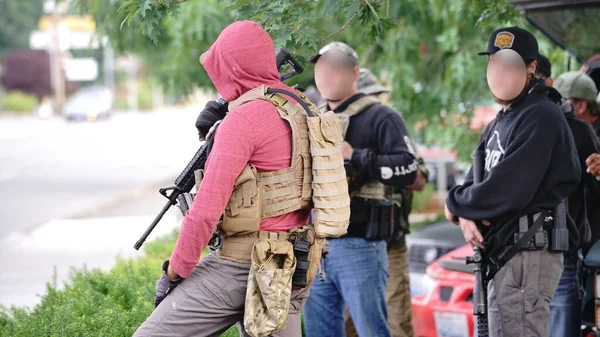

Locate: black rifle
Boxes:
[466,149,489,336]
[133,48,304,250]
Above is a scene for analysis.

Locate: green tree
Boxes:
[82,0,569,159]
[0,0,44,59]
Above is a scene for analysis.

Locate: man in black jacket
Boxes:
[538,57,600,337]
[303,42,426,337]
[445,27,580,337]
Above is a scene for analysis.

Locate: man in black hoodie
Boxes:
[445,27,580,337]
[538,58,600,337]
[303,42,426,337]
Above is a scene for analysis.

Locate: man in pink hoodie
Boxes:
[133,21,312,337]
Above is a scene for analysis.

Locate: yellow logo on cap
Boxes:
[494,32,515,49]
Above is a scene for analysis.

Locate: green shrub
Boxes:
[0,230,241,337]
[114,79,154,111]
[137,80,154,111]
[411,183,436,213]
[0,91,38,114]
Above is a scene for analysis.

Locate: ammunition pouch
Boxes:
[364,198,395,241]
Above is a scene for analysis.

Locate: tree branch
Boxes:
[172,0,189,5]
[319,11,358,43]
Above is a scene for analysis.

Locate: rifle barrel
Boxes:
[133,200,173,250]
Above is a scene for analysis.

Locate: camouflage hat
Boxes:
[358,68,389,95]
[309,42,358,66]
[554,71,598,101]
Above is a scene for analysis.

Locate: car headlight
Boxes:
[424,247,439,264]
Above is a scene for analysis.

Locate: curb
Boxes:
[67,177,176,219]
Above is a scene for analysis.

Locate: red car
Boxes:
[412,244,475,337]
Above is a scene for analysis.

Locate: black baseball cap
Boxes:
[538,55,552,78]
[479,26,539,63]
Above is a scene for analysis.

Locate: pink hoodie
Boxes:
[170,21,310,278]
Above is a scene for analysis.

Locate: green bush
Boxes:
[0,230,240,337]
[411,183,436,213]
[0,91,38,114]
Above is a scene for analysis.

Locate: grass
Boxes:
[0,230,241,337]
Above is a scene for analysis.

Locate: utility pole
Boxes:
[50,1,66,115]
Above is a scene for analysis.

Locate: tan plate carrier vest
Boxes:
[335,95,393,200]
[195,85,351,261]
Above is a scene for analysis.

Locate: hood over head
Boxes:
[201,21,282,102]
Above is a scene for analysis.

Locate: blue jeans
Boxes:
[549,255,581,337]
[304,237,390,337]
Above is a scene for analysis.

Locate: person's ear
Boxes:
[527,60,538,77]
[581,100,590,115]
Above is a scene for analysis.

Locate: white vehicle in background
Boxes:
[64,85,114,122]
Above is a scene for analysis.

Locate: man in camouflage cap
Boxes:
[555,71,600,137]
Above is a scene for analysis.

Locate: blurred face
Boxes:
[569,99,589,117]
[486,49,536,106]
[314,54,359,103]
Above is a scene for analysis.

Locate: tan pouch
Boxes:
[307,112,350,238]
[244,238,296,337]
[221,165,262,236]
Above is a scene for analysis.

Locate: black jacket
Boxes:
[552,94,600,253]
[331,94,419,238]
[586,117,600,252]
[447,79,581,256]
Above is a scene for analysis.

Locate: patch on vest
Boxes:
[494,32,514,49]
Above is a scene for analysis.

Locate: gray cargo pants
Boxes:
[487,250,564,337]
[133,252,310,337]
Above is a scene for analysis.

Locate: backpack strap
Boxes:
[344,95,380,117]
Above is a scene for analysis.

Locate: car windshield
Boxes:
[507,0,600,62]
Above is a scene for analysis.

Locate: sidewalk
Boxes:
[0,190,183,309]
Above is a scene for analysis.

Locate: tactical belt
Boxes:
[487,210,551,280]
[214,231,295,264]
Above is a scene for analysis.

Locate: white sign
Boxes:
[64,58,98,81]
[30,30,99,51]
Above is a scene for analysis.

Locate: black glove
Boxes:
[195,100,228,139]
[155,260,183,308]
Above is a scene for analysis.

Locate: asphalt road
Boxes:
[0,108,201,238]
[0,108,204,308]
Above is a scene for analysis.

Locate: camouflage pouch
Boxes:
[244,238,296,337]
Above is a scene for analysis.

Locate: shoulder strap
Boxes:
[345,96,380,117]
[266,88,315,117]
[228,85,316,118]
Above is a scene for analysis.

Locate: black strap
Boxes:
[266,88,314,117]
[487,210,549,280]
